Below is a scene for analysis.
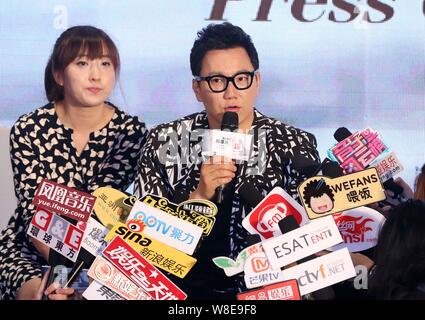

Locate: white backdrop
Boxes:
[0,0,424,187]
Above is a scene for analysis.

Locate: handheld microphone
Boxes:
[42,250,92,300]
[41,264,73,300]
[333,127,352,143]
[41,213,99,299]
[333,127,403,196]
[172,189,190,204]
[320,158,345,178]
[215,111,239,204]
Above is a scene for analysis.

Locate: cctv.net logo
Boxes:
[298,261,345,287]
[297,264,327,286]
[287,249,356,295]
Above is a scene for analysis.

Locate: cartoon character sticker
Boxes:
[302,179,335,214]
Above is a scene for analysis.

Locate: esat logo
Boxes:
[261,215,343,271]
[250,194,302,239]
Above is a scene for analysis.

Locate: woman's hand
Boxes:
[33,268,75,300]
[43,282,75,300]
[349,252,375,270]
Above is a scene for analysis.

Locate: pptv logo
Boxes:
[133,210,194,245]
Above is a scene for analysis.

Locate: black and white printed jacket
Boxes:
[134,109,320,262]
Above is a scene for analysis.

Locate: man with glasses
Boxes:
[134,22,320,299]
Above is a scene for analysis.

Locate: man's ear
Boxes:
[192,79,203,102]
[53,71,64,86]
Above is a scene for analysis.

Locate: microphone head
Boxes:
[278,215,300,234]
[77,248,96,268]
[238,183,264,208]
[221,111,239,131]
[311,286,336,300]
[291,154,320,178]
[173,189,189,203]
[334,127,352,142]
[246,234,262,246]
[321,158,344,178]
[383,178,404,197]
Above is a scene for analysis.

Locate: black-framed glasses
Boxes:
[194,70,257,93]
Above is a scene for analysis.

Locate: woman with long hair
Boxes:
[369,200,425,299]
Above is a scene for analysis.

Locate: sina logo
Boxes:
[115,219,151,246]
[126,219,146,233]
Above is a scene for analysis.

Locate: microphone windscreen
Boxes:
[311,286,336,300]
[77,248,96,268]
[278,215,300,234]
[291,154,320,178]
[333,127,352,142]
[321,158,344,178]
[383,178,404,196]
[246,234,262,246]
[221,111,239,131]
[172,189,189,204]
[238,183,263,208]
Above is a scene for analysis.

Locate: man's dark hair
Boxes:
[303,179,335,209]
[190,22,259,76]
